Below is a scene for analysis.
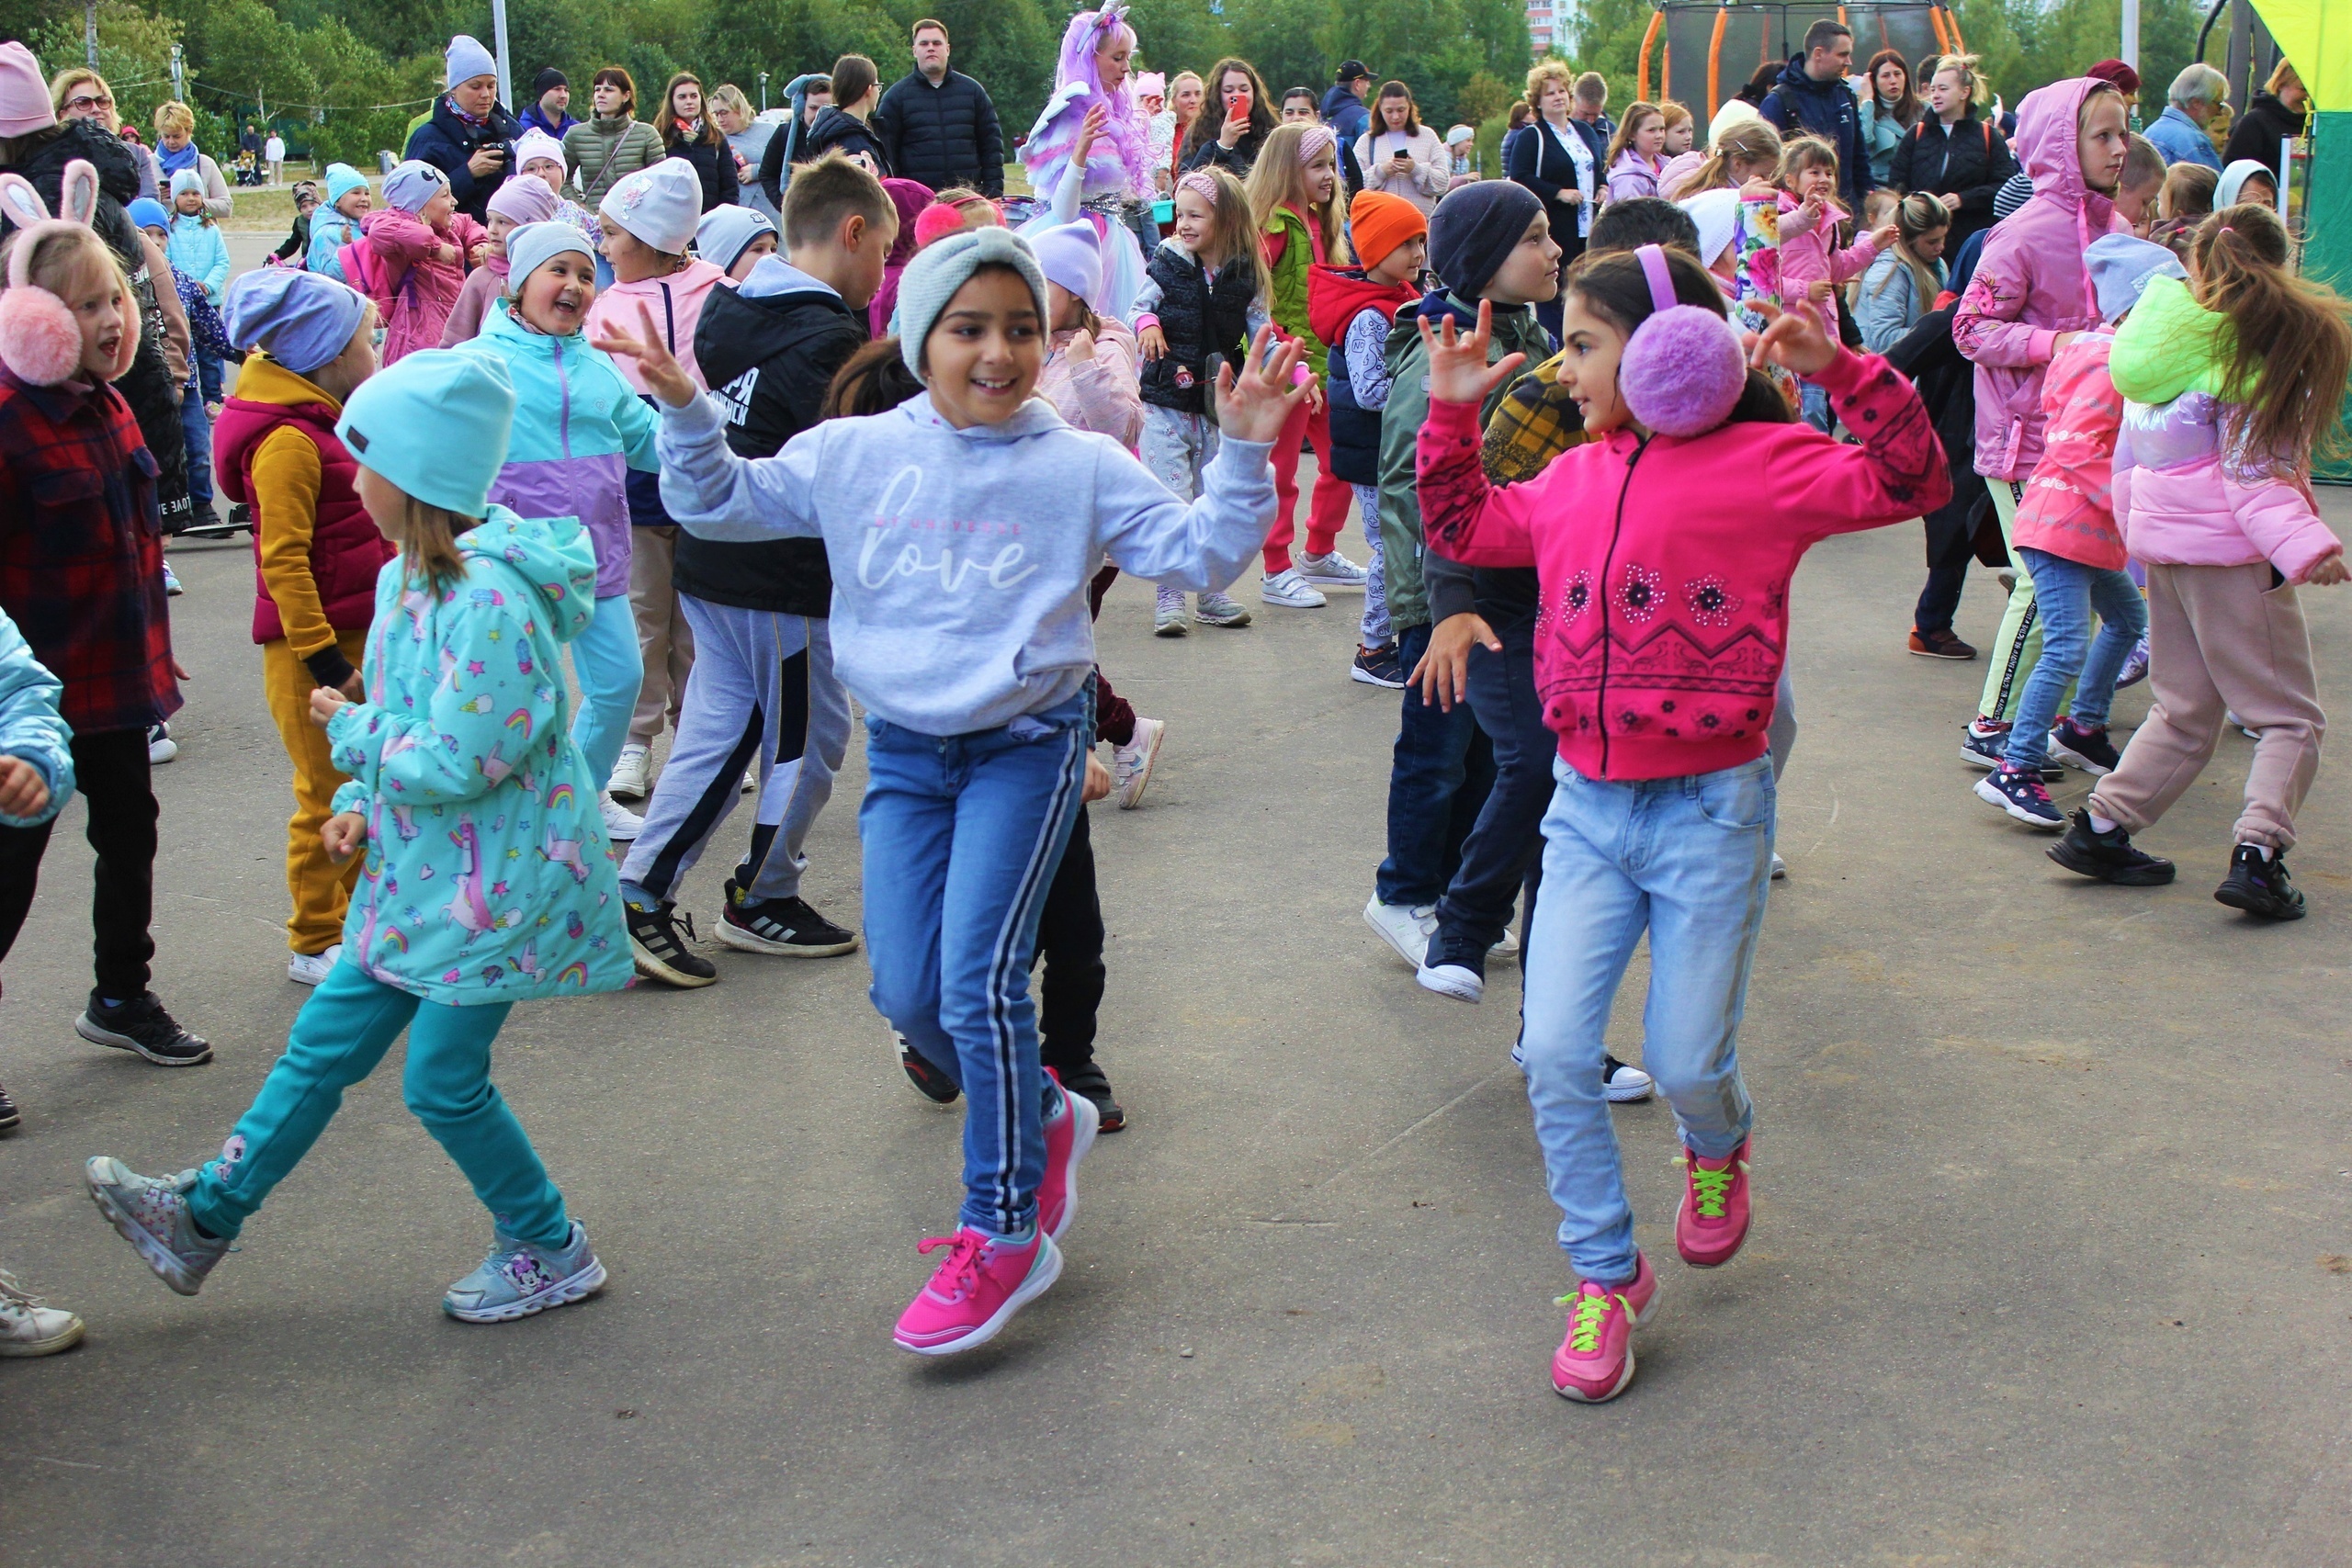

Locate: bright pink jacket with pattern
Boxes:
[1417,348,1949,781]
[2010,329,2125,570]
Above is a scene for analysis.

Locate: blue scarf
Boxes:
[158,139,199,176]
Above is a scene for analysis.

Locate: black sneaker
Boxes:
[2048,717,2120,775]
[1602,1055,1655,1103]
[898,1036,959,1104]
[1960,716,2010,770]
[714,881,858,957]
[1415,934,1487,1003]
[2215,844,2305,920]
[1350,643,1405,689]
[626,900,718,987]
[74,992,212,1066]
[0,1079,18,1134]
[2047,810,2176,886]
[1055,1060,1125,1132]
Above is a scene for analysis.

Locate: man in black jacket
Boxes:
[617,157,896,987]
[873,17,1004,196]
[1758,19,1871,212]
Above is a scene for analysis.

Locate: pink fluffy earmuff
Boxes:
[1619,243,1747,439]
[0,159,139,387]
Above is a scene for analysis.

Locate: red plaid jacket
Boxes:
[0,366,178,735]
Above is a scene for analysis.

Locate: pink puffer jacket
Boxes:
[2011,330,2125,569]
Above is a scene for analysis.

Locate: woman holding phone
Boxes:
[1352,81,1449,213]
[1180,57,1276,177]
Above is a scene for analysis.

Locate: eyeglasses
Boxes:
[64,94,113,113]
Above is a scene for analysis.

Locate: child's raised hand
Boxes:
[592,302,699,408]
[1794,196,1826,231]
[1738,176,1778,202]
[1416,299,1526,407]
[469,241,491,267]
[1746,299,1839,379]
[2304,551,2348,586]
[1138,321,1167,360]
[321,811,368,863]
[1064,325,1095,367]
[1869,220,1899,249]
[309,686,349,728]
[1212,323,1313,445]
[0,754,50,820]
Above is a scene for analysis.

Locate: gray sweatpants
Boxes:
[621,597,851,907]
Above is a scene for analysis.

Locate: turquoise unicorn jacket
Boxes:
[326,506,631,1004]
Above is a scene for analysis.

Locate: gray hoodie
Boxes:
[656,389,1275,735]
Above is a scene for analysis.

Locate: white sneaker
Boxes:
[1154,585,1190,637]
[1491,925,1520,962]
[741,767,759,794]
[1417,957,1483,1003]
[0,1269,83,1358]
[1603,1059,1656,1103]
[1363,896,1437,969]
[608,742,651,799]
[1113,716,1165,810]
[146,723,177,764]
[1770,852,1788,880]
[1261,568,1328,609]
[1295,549,1368,589]
[288,943,342,986]
[601,791,645,840]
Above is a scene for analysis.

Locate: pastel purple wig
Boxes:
[1046,6,1152,197]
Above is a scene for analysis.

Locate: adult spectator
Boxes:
[2084,58,2141,117]
[240,120,262,162]
[1855,49,1919,186]
[518,68,579,140]
[1500,101,1532,170]
[709,85,778,221]
[1508,58,1602,339]
[756,75,832,209]
[1758,18,1871,211]
[1737,59,1782,108]
[1320,60,1373,192]
[2147,63,2227,170]
[797,54,889,175]
[1572,72,1614,140]
[1168,71,1204,177]
[263,128,284,185]
[404,36,522,224]
[564,66,665,210]
[653,72,738,212]
[873,18,1004,197]
[2222,59,2308,180]
[50,65,153,200]
[148,100,231,217]
[1353,81,1448,214]
[1887,54,2013,254]
[1180,57,1275,175]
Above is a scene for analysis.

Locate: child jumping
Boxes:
[595,224,1304,1354]
[1770,138,1896,432]
[440,173,557,346]
[2049,206,2351,919]
[86,347,635,1322]
[1415,246,1948,1403]
[363,160,486,363]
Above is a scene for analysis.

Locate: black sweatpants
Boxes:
[1034,806,1104,1077]
[0,727,157,1001]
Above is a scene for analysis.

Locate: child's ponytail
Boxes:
[1687,119,1782,196]
[2190,204,2352,471]
[821,336,924,418]
[392,497,472,593]
[1873,193,1949,308]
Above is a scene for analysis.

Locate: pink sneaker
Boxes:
[1674,1137,1752,1268]
[1037,1069,1099,1243]
[893,1226,1062,1356]
[1550,1253,1659,1403]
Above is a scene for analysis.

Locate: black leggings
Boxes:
[1033,807,1104,1076]
[0,727,157,1001]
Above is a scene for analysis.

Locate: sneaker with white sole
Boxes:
[1037,1071,1099,1243]
[442,1220,606,1323]
[146,723,177,764]
[1194,592,1252,627]
[1351,643,1405,687]
[1770,852,1787,880]
[1973,763,2065,829]
[85,1156,232,1294]
[600,791,644,840]
[1602,1055,1655,1102]
[162,559,183,597]
[1551,1251,1659,1403]
[1363,896,1437,969]
[894,1227,1061,1356]
[76,992,210,1066]
[1112,717,1165,810]
[1295,549,1368,588]
[0,1268,84,1356]
[2047,717,2120,775]
[288,943,341,986]
[626,899,718,987]
[608,742,652,799]
[1155,585,1190,637]
[1261,568,1327,609]
[715,881,858,956]
[741,767,759,793]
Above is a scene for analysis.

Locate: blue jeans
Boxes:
[1430,633,1544,959]
[1800,380,1833,434]
[179,384,212,508]
[188,963,568,1247]
[861,687,1091,1238]
[1520,755,1771,1284]
[2003,547,2149,769]
[569,592,644,786]
[1375,620,1496,908]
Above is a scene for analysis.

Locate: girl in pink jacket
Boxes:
[1414,247,1948,1404]
[1951,77,2133,755]
[1769,138,1895,432]
[363,161,487,365]
[2049,207,2352,920]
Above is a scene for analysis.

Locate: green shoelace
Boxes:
[1686,1160,1736,1218]
[1555,1289,1616,1353]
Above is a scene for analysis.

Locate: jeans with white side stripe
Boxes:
[861,685,1091,1238]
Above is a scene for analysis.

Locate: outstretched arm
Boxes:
[1414,301,1539,569]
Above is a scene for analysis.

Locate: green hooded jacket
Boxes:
[2107,275,2232,405]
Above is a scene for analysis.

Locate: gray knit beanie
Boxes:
[894,225,1049,378]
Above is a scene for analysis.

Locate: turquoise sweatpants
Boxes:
[187,963,569,1247]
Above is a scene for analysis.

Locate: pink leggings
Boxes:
[1264,397,1352,574]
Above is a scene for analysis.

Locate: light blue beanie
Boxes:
[337,349,516,518]
[323,162,368,209]
[446,35,499,93]
[504,221,594,288]
[168,169,205,203]
[126,197,170,232]
[2085,234,2187,324]
[225,268,368,375]
[695,204,775,274]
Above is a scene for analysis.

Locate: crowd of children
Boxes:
[0,23,2346,1413]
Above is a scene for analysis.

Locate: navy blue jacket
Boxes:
[403,96,523,224]
[1320,85,1372,191]
[1758,54,1871,210]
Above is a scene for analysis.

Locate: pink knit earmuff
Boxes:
[0,158,139,387]
[1619,243,1747,439]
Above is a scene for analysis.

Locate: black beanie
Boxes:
[533,67,567,96]
[1428,180,1544,300]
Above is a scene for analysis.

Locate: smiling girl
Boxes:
[595,225,1305,1357]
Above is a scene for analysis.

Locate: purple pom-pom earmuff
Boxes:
[1620,243,1747,439]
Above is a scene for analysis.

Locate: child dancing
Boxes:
[2049,206,2351,919]
[86,347,634,1322]
[596,225,1303,1354]
[363,160,487,363]
[1415,246,1947,1402]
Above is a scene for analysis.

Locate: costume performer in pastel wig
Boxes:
[1019,3,1153,321]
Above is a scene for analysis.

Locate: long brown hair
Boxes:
[1180,58,1274,164]
[1179,165,1272,303]
[1564,248,1792,426]
[392,496,472,593]
[822,337,923,418]
[1687,119,1782,195]
[2190,205,2352,470]
[1245,122,1350,265]
[1863,49,1919,126]
[654,73,723,147]
[1602,101,1664,171]
[1872,192,1949,308]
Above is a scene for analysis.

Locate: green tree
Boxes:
[28,0,179,137]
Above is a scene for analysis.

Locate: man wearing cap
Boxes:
[403,34,524,225]
[873,17,1004,197]
[1321,62,1374,194]
[517,68,579,141]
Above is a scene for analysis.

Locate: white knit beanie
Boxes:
[600,158,702,255]
[894,225,1048,378]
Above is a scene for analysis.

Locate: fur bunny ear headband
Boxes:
[0,159,140,387]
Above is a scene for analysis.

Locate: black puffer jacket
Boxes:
[663,128,740,211]
[1136,243,1254,417]
[403,96,523,224]
[1886,110,2015,254]
[2222,91,2307,179]
[797,107,890,175]
[874,71,1003,196]
[4,120,188,526]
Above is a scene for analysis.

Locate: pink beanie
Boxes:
[0,42,57,139]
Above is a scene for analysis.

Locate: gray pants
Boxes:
[621,598,850,907]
